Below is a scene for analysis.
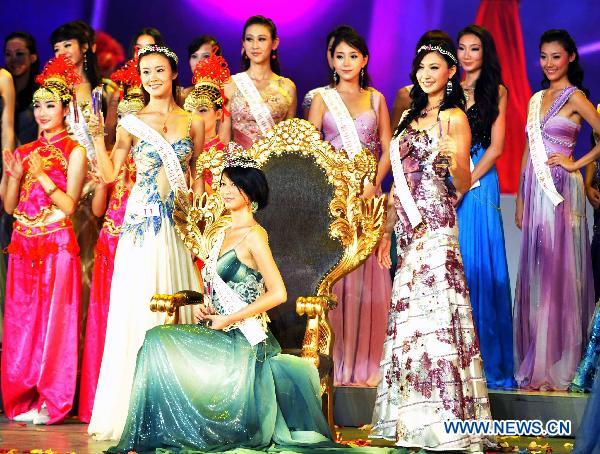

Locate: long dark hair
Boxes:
[130,27,164,58]
[137,47,179,104]
[539,29,588,97]
[329,28,371,89]
[241,15,281,75]
[4,31,39,112]
[188,35,221,58]
[458,25,504,132]
[397,40,465,134]
[51,21,101,87]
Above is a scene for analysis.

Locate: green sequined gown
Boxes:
[108,248,334,453]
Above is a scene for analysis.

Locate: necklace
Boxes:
[420,102,442,118]
[161,104,175,134]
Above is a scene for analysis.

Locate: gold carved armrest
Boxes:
[296,295,336,369]
[150,290,204,325]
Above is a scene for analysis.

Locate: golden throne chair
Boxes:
[150,118,386,430]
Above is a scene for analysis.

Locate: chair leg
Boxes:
[322,374,335,436]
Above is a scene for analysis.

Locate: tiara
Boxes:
[417,44,457,64]
[224,144,260,169]
[138,45,178,64]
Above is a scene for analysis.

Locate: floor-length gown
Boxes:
[370,122,491,452]
[456,104,515,389]
[88,130,201,441]
[514,87,595,390]
[108,248,333,453]
[322,88,392,386]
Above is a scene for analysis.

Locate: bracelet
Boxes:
[44,185,58,197]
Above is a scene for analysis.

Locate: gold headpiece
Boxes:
[33,55,81,104]
[111,58,145,115]
[184,51,231,116]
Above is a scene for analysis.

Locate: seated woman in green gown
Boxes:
[108,157,334,453]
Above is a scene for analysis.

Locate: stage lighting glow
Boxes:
[580,41,600,55]
[184,0,333,33]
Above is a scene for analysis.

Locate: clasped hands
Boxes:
[194,303,234,331]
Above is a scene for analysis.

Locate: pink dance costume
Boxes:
[1,130,82,424]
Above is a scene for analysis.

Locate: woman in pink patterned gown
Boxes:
[370,40,492,452]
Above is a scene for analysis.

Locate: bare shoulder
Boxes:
[499,84,508,98]
[247,224,269,248]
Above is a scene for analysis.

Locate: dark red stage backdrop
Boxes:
[475,0,532,194]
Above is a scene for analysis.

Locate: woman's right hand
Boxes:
[586,185,600,209]
[194,303,215,323]
[88,112,105,141]
[515,197,524,229]
[376,233,392,269]
[3,149,24,180]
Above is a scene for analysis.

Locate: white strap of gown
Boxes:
[203,230,268,346]
[232,73,275,136]
[119,114,188,192]
[319,87,363,160]
[390,133,422,229]
[526,91,564,206]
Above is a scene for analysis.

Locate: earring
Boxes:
[332,69,339,84]
[251,201,258,213]
[446,80,453,96]
[271,51,277,60]
[360,68,365,87]
[84,53,88,72]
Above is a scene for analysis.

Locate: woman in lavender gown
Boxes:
[308,28,391,386]
[514,29,600,391]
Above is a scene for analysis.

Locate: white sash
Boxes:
[68,102,96,164]
[390,134,422,228]
[319,87,363,160]
[232,73,275,135]
[203,230,268,346]
[526,91,564,206]
[119,115,188,192]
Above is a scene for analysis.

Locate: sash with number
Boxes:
[390,134,423,229]
[68,102,96,163]
[232,73,275,135]
[203,230,268,346]
[119,114,188,192]
[319,87,363,160]
[526,91,564,206]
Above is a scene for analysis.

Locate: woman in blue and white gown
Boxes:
[86,45,204,441]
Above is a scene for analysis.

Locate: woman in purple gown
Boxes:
[514,29,600,391]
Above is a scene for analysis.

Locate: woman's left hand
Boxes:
[204,314,233,331]
[547,153,577,172]
[28,152,45,179]
[439,135,458,170]
[361,182,378,199]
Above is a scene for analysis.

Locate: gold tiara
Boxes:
[417,44,457,64]
[138,45,178,64]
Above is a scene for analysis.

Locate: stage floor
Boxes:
[0,416,576,454]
